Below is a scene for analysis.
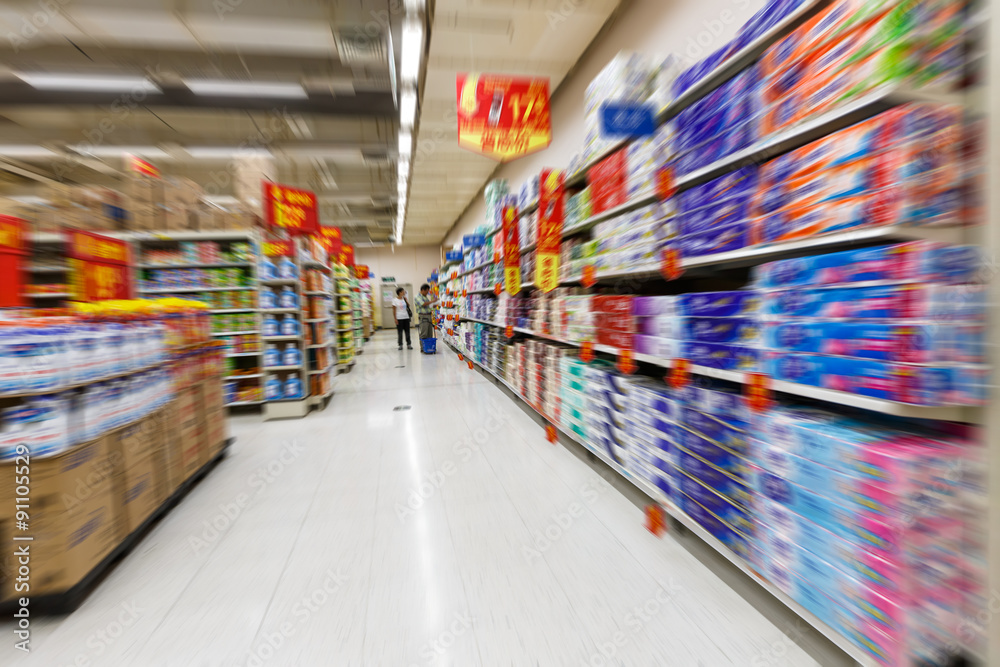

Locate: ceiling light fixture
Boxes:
[183,79,307,99]
[400,89,417,129]
[185,146,273,159]
[15,73,161,93]
[398,130,412,157]
[68,145,170,159]
[400,18,424,86]
[0,145,57,158]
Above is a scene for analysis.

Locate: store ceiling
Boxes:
[0,0,407,246]
[401,0,621,246]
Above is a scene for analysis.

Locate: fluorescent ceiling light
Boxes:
[185,146,273,159]
[184,79,307,99]
[15,73,160,93]
[400,19,424,85]
[404,0,426,13]
[400,89,417,128]
[399,131,412,157]
[69,145,170,159]
[0,145,56,158]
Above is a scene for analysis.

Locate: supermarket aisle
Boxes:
[2,331,824,667]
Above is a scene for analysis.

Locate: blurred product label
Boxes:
[0,215,26,308]
[463,234,486,248]
[67,229,133,301]
[126,154,160,178]
[456,73,552,162]
[263,240,294,257]
[600,102,657,139]
[446,250,464,263]
[340,244,355,267]
[536,169,565,293]
[263,182,319,235]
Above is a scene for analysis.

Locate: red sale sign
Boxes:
[263,182,319,235]
[456,74,552,162]
[66,229,133,302]
[0,216,26,308]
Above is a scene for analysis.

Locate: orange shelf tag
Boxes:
[656,165,676,201]
[451,270,457,280]
[660,247,683,281]
[447,328,455,336]
[580,341,594,363]
[467,360,474,370]
[546,424,558,444]
[494,282,503,295]
[505,325,514,339]
[746,372,773,413]
[668,358,691,389]
[457,353,464,361]
[617,348,637,375]
[581,265,597,288]
[493,250,501,264]
[645,505,667,537]
[462,289,468,297]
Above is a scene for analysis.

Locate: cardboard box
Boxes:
[177,388,206,479]
[119,450,159,535]
[0,437,119,601]
[203,375,225,415]
[156,399,184,496]
[163,206,188,231]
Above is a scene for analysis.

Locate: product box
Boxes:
[678,291,760,318]
[176,387,204,479]
[118,448,159,535]
[676,471,754,535]
[684,341,761,372]
[634,335,681,358]
[680,406,747,452]
[632,295,677,318]
[676,383,751,425]
[676,454,754,509]
[673,220,753,257]
[676,425,752,473]
[761,283,955,319]
[0,436,119,601]
[682,317,761,345]
[764,321,966,364]
[677,493,752,561]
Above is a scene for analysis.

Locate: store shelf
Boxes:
[302,261,330,271]
[262,335,301,342]
[520,241,537,253]
[676,84,962,192]
[335,328,352,333]
[138,263,252,270]
[563,194,658,238]
[303,291,329,297]
[226,400,263,407]
[28,265,68,273]
[261,308,299,314]
[226,374,263,380]
[306,342,332,349]
[263,365,302,372]
[127,230,255,242]
[141,286,251,294]
[24,292,71,298]
[304,318,330,323]
[213,308,258,314]
[308,365,334,375]
[459,259,494,277]
[259,279,298,286]
[226,351,262,358]
[463,317,502,327]
[211,330,259,337]
[450,338,880,667]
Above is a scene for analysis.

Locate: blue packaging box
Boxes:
[684,341,761,372]
[676,472,754,534]
[766,354,958,405]
[626,414,674,443]
[764,321,958,364]
[683,317,762,346]
[749,439,851,500]
[679,198,752,237]
[753,242,980,289]
[677,383,751,426]
[678,166,758,213]
[761,283,953,319]
[678,494,752,560]
[676,426,752,476]
[678,291,760,318]
[676,449,753,502]
[680,406,748,453]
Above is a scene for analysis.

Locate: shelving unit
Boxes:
[300,239,335,407]
[259,247,308,420]
[333,264,357,369]
[132,231,262,409]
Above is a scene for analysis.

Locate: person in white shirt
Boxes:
[392,287,413,350]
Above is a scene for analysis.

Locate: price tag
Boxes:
[546,424,558,444]
[660,247,683,281]
[617,348,637,375]
[667,358,691,389]
[645,505,667,537]
[746,372,773,412]
[447,328,455,336]
[505,325,514,339]
[451,270,457,280]
[493,250,501,264]
[582,265,597,288]
[467,360,474,370]
[580,341,594,363]
[458,353,464,361]
[656,165,676,201]
[462,289,467,297]
[494,282,502,295]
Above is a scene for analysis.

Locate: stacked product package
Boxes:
[588,126,677,216]
[759,241,985,405]
[559,357,589,441]
[750,407,979,666]
[589,200,675,273]
[484,180,509,236]
[622,379,676,499]
[583,361,629,464]
[593,295,635,350]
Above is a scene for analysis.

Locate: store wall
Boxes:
[442,0,765,247]
[355,245,442,328]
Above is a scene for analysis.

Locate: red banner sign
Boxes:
[340,244,355,267]
[263,240,294,257]
[263,182,319,235]
[318,226,343,256]
[502,201,521,295]
[536,169,564,292]
[355,265,370,279]
[0,216,26,308]
[456,74,552,162]
[127,154,160,178]
[66,229,133,302]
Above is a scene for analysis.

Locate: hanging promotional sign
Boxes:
[262,182,319,235]
[502,198,521,295]
[0,216,26,308]
[262,239,294,257]
[355,265,370,279]
[463,233,485,249]
[340,244,355,267]
[66,229,133,301]
[318,226,343,257]
[126,154,160,178]
[445,250,463,263]
[535,169,564,292]
[600,102,657,139]
[456,74,552,162]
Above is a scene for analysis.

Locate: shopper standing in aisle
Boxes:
[415,283,437,352]
[392,287,413,350]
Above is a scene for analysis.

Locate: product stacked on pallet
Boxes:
[0,300,228,605]
[444,0,984,661]
[135,233,262,407]
[351,278,364,354]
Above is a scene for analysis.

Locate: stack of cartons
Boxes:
[177,385,206,481]
[150,404,183,499]
[123,174,164,230]
[111,421,160,538]
[202,374,229,460]
[0,436,119,602]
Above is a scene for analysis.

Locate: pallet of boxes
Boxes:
[0,309,230,611]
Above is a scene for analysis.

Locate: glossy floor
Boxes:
[2,332,824,666]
